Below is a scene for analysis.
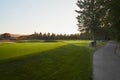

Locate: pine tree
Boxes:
[76,0,98,45]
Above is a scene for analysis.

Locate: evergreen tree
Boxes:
[76,0,99,45]
[108,0,120,41]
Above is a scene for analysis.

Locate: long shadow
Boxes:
[0,44,93,80]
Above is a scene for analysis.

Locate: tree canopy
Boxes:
[76,0,120,41]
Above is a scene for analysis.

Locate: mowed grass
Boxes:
[0,40,94,80]
[0,42,65,61]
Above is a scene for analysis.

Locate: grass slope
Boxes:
[0,40,94,80]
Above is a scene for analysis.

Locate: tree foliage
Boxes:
[76,0,120,41]
[0,33,11,40]
[108,0,120,40]
[76,0,101,43]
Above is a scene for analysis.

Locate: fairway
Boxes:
[0,40,94,80]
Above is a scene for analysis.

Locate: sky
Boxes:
[0,0,79,35]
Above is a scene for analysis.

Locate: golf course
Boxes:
[0,40,94,80]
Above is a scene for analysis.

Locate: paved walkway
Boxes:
[93,41,120,80]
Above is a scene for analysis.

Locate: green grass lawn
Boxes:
[0,40,94,80]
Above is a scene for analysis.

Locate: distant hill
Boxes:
[10,34,21,38]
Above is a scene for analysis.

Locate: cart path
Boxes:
[93,41,120,80]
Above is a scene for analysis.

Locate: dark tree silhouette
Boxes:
[76,0,100,46]
[0,33,11,40]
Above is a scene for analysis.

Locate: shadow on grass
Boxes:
[0,44,94,80]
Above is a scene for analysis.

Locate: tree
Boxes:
[0,33,11,40]
[108,0,120,41]
[76,0,100,45]
[38,32,43,40]
[96,0,120,41]
[75,0,117,43]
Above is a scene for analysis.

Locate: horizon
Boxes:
[0,32,81,35]
[0,0,80,35]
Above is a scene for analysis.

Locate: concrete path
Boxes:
[93,41,120,80]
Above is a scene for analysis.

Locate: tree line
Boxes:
[0,32,91,40]
[76,0,120,42]
[18,32,81,40]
